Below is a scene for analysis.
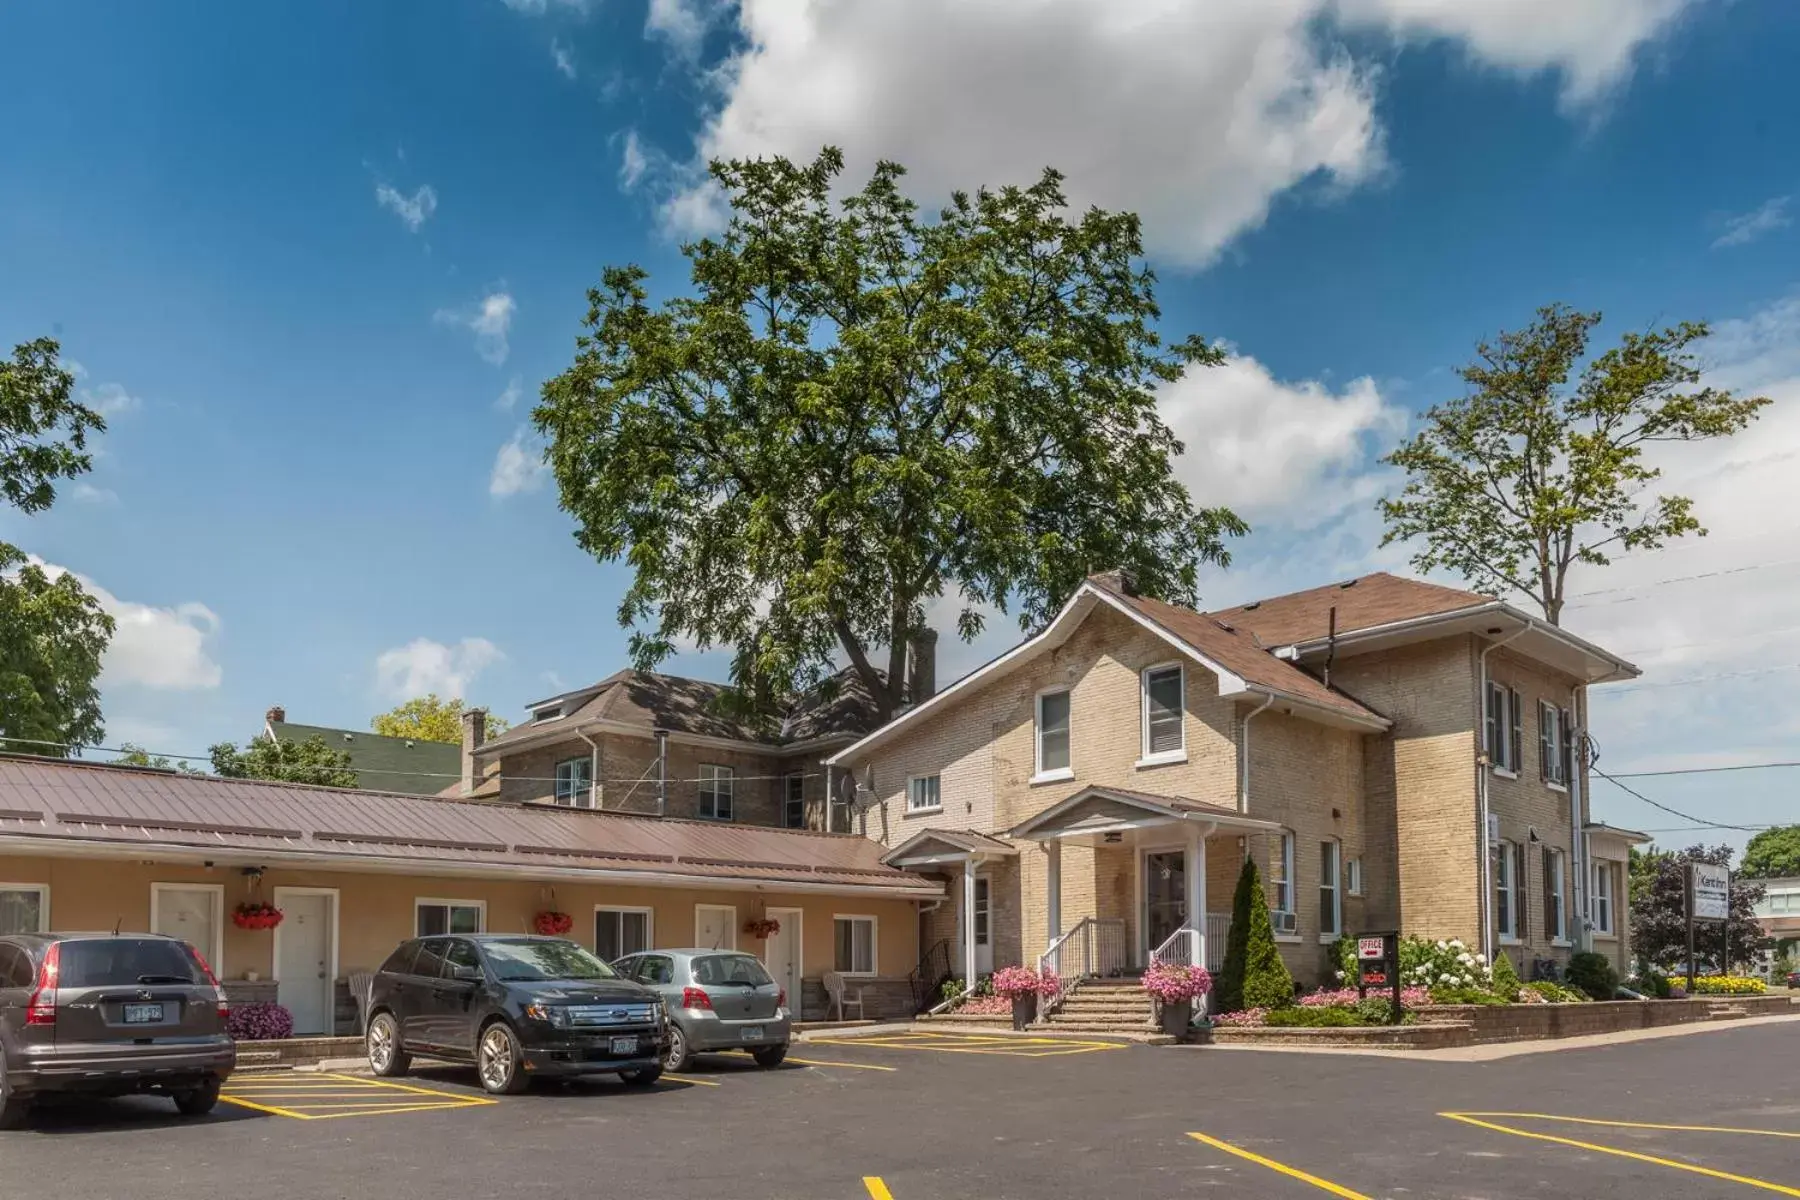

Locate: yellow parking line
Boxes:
[217,1094,313,1120]
[317,1072,496,1101]
[785,1056,899,1072]
[811,1036,1123,1058]
[1187,1131,1371,1199]
[305,1103,490,1121]
[1440,1114,1800,1197]
[1450,1112,1800,1140]
[665,1075,723,1087]
[863,1177,895,1200]
[279,1101,484,1110]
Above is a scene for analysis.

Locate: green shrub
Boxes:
[1220,856,1295,1013]
[1354,996,1399,1025]
[1630,967,1671,999]
[1524,980,1587,1003]
[1216,858,1256,1014]
[1565,952,1619,1001]
[1265,1005,1365,1027]
[1429,985,1508,1006]
[1490,949,1523,1001]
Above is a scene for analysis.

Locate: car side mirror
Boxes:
[450,964,482,983]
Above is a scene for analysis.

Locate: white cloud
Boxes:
[375,637,504,701]
[81,381,139,417]
[551,37,577,78]
[375,182,439,232]
[1712,195,1792,250]
[24,558,222,691]
[646,0,721,55]
[489,427,548,497]
[495,376,524,411]
[618,130,653,192]
[69,482,118,505]
[501,0,590,13]
[659,0,1698,263]
[434,290,516,365]
[1158,356,1405,526]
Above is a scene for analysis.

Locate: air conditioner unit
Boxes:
[1271,910,1297,935]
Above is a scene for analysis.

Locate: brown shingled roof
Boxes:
[1208,572,1491,646]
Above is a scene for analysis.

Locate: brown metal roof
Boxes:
[1208,571,1491,646]
[0,756,938,896]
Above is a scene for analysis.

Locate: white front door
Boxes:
[695,904,737,951]
[152,885,222,972]
[763,908,803,1015]
[275,890,336,1035]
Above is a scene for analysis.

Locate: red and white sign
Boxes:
[1357,936,1386,960]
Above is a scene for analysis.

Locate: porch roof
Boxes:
[1006,785,1282,842]
[880,827,1018,868]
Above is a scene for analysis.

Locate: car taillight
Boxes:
[680,986,712,1011]
[777,987,787,1010]
[25,942,60,1026]
[190,947,230,1019]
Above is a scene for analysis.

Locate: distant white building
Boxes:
[1751,876,1800,961]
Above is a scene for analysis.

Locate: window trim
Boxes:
[0,882,50,935]
[1486,681,1525,775]
[1345,857,1363,898]
[1591,861,1615,937]
[1544,847,1569,945]
[1271,830,1296,922]
[1539,701,1570,789]
[694,903,738,951]
[553,755,594,808]
[593,905,655,962]
[1318,839,1342,943]
[832,913,879,977]
[414,897,487,938]
[1495,841,1520,944]
[697,763,736,821]
[905,774,943,815]
[1032,686,1074,783]
[1138,661,1188,767]
[780,773,806,829]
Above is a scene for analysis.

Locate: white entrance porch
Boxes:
[881,828,1019,984]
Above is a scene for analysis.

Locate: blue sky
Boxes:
[3,0,1797,850]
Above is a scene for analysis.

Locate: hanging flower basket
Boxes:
[745,917,782,939]
[232,902,284,931]
[534,910,574,936]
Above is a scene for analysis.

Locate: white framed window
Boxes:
[907,774,942,813]
[594,907,653,963]
[833,915,877,975]
[1319,840,1341,940]
[1034,689,1072,780]
[782,774,806,828]
[1544,847,1568,943]
[1345,857,1363,897]
[1485,682,1523,774]
[534,704,562,723]
[553,755,593,807]
[1539,703,1570,786]
[416,898,484,936]
[1271,831,1296,931]
[1140,663,1186,763]
[0,884,49,935]
[698,763,735,820]
[1591,861,1614,936]
[1495,841,1520,942]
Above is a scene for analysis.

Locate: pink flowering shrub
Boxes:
[991,964,1060,999]
[1301,985,1430,1009]
[1212,1007,1268,1026]
[227,1001,294,1041]
[955,995,1013,1015]
[1142,961,1213,1004]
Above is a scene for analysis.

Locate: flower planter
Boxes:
[1012,994,1037,1031]
[533,911,574,936]
[1159,998,1192,1037]
[232,904,284,931]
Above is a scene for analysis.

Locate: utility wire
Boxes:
[1604,760,1800,780]
[1595,663,1800,695]
[1563,558,1800,610]
[1589,766,1768,834]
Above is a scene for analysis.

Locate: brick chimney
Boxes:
[906,628,938,703]
[460,708,487,795]
[265,705,286,725]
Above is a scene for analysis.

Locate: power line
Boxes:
[1595,663,1800,695]
[1564,558,1800,610]
[1589,766,1767,833]
[1616,623,1800,659]
[1604,760,1800,780]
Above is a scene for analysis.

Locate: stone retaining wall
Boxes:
[1207,1022,1470,1049]
[1412,995,1794,1044]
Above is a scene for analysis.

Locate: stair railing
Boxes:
[1037,917,1128,1023]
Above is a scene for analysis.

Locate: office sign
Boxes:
[1691,863,1731,922]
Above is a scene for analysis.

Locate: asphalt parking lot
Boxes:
[6,1019,1799,1199]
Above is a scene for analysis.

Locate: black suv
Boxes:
[365,934,668,1095]
[0,933,236,1129]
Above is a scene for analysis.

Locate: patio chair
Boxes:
[823,970,866,1022]
[349,971,375,1033]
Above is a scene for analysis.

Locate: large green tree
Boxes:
[1628,844,1767,972]
[537,148,1246,721]
[210,735,358,788]
[0,338,114,753]
[1379,305,1769,624]
[372,694,509,744]
[1740,826,1800,880]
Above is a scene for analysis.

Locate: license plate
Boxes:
[609,1036,638,1055]
[123,1003,164,1024]
[741,1026,764,1041]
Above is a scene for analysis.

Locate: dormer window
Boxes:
[534,705,563,723]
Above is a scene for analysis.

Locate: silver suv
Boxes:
[0,933,236,1129]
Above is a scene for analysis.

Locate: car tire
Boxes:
[620,1066,663,1087]
[476,1021,530,1096]
[663,1023,694,1073]
[0,1050,29,1131]
[752,1045,787,1069]
[173,1077,221,1117]
[366,1011,411,1077]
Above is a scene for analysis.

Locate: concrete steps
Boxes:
[1042,978,1158,1033]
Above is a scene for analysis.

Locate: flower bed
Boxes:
[1685,975,1767,996]
[952,995,1013,1016]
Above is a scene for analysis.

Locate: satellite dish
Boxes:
[844,767,881,812]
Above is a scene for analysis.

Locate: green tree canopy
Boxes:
[1380,305,1770,624]
[537,148,1246,722]
[0,338,114,754]
[1740,826,1800,880]
[115,742,201,773]
[371,694,509,744]
[1627,844,1767,972]
[210,735,358,788]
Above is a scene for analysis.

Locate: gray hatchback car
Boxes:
[0,933,236,1129]
[612,949,790,1071]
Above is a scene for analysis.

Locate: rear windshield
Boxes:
[482,939,618,983]
[57,939,205,987]
[692,954,774,987]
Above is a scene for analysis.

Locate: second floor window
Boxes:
[1142,664,1185,759]
[1036,690,1071,776]
[553,756,592,807]
[699,764,734,820]
[1539,702,1572,785]
[907,775,941,812]
[1485,682,1523,773]
[783,774,805,828]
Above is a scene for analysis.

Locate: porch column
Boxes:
[963,858,979,982]
[1046,839,1062,948]
[1185,821,1204,964]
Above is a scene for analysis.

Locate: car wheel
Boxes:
[366,1012,411,1077]
[0,1050,29,1131]
[752,1045,787,1069]
[476,1021,529,1095]
[173,1077,221,1117]
[663,1023,693,1073]
[620,1066,663,1087]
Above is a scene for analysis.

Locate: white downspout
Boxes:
[1569,685,1589,953]
[1238,693,1277,814]
[1477,623,1530,965]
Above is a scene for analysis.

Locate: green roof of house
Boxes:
[266,721,460,796]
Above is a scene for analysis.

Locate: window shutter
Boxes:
[1508,688,1523,772]
[1484,683,1500,760]
[1560,708,1575,785]
[1515,843,1529,942]
[1538,702,1554,780]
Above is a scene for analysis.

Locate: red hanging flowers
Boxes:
[744,917,781,939]
[534,910,574,936]
[232,902,284,931]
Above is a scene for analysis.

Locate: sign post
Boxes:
[1355,931,1401,1025]
[1687,862,1732,990]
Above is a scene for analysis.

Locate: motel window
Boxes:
[698,764,735,821]
[595,908,653,964]
[1345,857,1363,897]
[783,774,806,828]
[553,756,593,807]
[1591,862,1614,935]
[0,885,49,935]
[1319,841,1341,939]
[834,916,876,975]
[1495,842,1521,942]
[1485,683,1524,774]
[1538,703,1572,786]
[1036,690,1071,776]
[1271,831,1296,930]
[1141,664,1185,760]
[907,775,942,813]
[416,900,484,937]
[1544,847,1567,943]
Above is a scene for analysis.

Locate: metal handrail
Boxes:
[1036,916,1128,1023]
[1151,927,1199,967]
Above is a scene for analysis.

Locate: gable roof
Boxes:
[266,721,460,796]
[880,827,1019,867]
[1209,572,1493,645]
[0,755,938,897]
